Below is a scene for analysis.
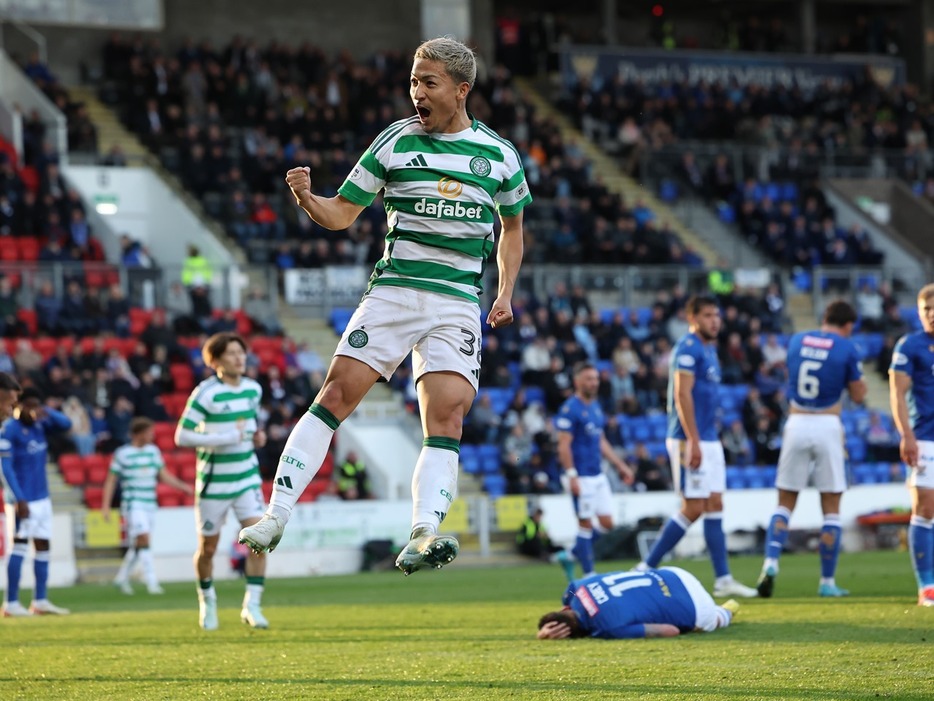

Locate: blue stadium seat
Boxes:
[792,270,812,292]
[659,179,679,202]
[762,466,777,488]
[846,438,867,463]
[716,202,735,223]
[460,445,480,475]
[743,466,771,489]
[780,181,799,202]
[763,182,780,202]
[482,474,508,497]
[329,308,355,334]
[726,466,746,490]
[874,462,894,483]
[630,418,651,443]
[478,444,501,474]
[524,386,545,405]
[646,441,668,461]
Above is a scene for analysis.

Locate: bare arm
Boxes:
[674,370,702,469]
[890,371,918,466]
[159,468,194,495]
[100,472,118,521]
[486,211,524,329]
[848,378,867,405]
[557,431,580,496]
[286,167,365,231]
[600,434,634,484]
[643,624,681,638]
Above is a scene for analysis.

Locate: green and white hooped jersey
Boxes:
[338,115,533,304]
[178,376,263,500]
[110,443,165,512]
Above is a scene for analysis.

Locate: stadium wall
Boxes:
[39,484,909,586]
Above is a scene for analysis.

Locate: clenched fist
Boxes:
[285,167,312,206]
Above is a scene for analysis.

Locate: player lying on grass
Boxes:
[537,567,738,640]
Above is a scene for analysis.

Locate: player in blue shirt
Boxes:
[889,283,934,607]
[556,362,633,577]
[757,300,866,598]
[635,297,757,599]
[536,567,739,640]
[1,388,72,617]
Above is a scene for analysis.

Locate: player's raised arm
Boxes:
[285,166,365,231]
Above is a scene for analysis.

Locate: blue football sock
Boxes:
[764,506,792,562]
[819,514,842,579]
[645,512,691,568]
[573,529,594,575]
[6,542,26,603]
[703,512,730,579]
[908,516,934,588]
[34,550,50,601]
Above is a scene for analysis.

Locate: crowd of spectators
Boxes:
[393,280,801,495]
[98,33,702,269]
[561,68,931,185]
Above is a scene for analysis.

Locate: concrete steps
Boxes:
[514,77,718,267]
[66,85,149,160]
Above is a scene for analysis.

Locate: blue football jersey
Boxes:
[554,396,605,477]
[890,332,934,441]
[786,331,862,410]
[667,333,720,441]
[563,569,697,639]
[1,409,71,503]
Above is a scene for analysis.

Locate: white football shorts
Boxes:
[908,440,934,490]
[775,414,846,493]
[195,487,265,537]
[667,566,723,632]
[570,472,616,521]
[666,439,726,499]
[123,506,156,540]
[6,497,53,541]
[334,285,481,393]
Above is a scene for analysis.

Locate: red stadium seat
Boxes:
[156,483,182,507]
[17,237,40,260]
[83,454,111,484]
[84,486,104,509]
[58,454,85,485]
[161,393,190,419]
[153,421,175,442]
[175,453,197,482]
[0,245,18,262]
[318,452,335,479]
[16,309,36,335]
[169,363,195,393]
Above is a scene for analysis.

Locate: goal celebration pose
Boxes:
[240,36,531,576]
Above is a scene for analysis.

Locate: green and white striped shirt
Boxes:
[177,376,263,500]
[110,443,164,512]
[338,115,532,304]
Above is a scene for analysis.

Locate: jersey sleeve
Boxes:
[554,402,577,434]
[493,146,532,217]
[890,335,914,376]
[0,429,23,501]
[338,122,401,206]
[597,623,646,639]
[109,450,124,477]
[846,342,864,383]
[674,340,700,375]
[178,387,210,431]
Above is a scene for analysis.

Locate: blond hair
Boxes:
[414,37,477,89]
[919,283,934,302]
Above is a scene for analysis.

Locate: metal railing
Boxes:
[0,262,279,313]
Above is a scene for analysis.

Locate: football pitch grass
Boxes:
[0,550,930,700]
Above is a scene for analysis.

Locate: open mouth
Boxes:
[415,105,430,122]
